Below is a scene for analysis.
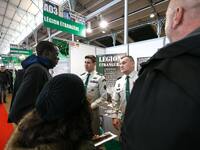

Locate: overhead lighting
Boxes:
[86,28,92,33]
[86,21,92,33]
[99,15,108,28]
[150,13,155,18]
[102,31,106,34]
[100,20,108,28]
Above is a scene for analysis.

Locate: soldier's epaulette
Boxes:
[102,79,106,82]
[97,72,103,76]
[80,72,86,76]
[117,76,122,80]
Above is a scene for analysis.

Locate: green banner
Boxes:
[43,11,86,37]
[52,38,69,59]
[10,48,33,55]
[1,56,11,64]
[96,53,125,91]
[1,56,21,64]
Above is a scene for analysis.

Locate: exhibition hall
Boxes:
[1,0,200,149]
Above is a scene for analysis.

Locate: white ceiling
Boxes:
[0,0,68,54]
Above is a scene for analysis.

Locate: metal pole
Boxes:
[124,0,128,54]
[34,31,38,45]
[47,28,51,42]
[111,32,116,46]
[157,19,161,38]
[68,0,75,42]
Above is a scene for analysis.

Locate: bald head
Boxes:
[165,0,200,42]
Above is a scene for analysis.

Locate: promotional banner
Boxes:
[8,44,33,66]
[43,1,86,37]
[52,38,70,76]
[0,55,11,65]
[10,48,32,55]
[0,55,21,65]
[10,44,33,56]
[96,53,125,93]
[52,38,69,57]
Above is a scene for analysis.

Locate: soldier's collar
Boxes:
[127,70,137,78]
[87,70,96,75]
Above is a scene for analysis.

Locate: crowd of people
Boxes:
[2,0,200,149]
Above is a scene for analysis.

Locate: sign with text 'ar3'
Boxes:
[43,1,86,37]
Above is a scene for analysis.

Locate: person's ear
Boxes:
[172,7,184,29]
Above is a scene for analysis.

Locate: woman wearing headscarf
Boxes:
[5,74,95,150]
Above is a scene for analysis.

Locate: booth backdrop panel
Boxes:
[95,47,106,55]
[70,43,104,75]
[105,45,128,54]
[129,37,165,70]
[52,59,70,76]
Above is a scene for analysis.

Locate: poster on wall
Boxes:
[52,38,70,76]
[137,57,150,71]
[96,53,125,93]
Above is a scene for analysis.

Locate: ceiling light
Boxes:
[102,31,106,34]
[99,15,108,28]
[100,20,108,28]
[150,13,155,18]
[86,28,92,33]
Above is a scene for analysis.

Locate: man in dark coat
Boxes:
[8,41,59,124]
[0,66,9,103]
[121,0,200,149]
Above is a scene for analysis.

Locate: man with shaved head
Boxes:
[121,0,200,149]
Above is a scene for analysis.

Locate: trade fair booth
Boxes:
[0,0,171,149]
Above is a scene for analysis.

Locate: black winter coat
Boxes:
[0,71,9,88]
[122,28,200,150]
[8,63,51,124]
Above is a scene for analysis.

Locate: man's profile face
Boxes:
[120,57,134,75]
[46,46,59,68]
[0,66,5,72]
[84,58,95,73]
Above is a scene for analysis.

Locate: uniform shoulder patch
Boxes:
[117,76,122,80]
[80,72,86,76]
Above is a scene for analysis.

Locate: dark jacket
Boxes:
[9,69,25,112]
[0,70,9,89]
[122,28,200,150]
[8,55,52,124]
[5,110,95,150]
